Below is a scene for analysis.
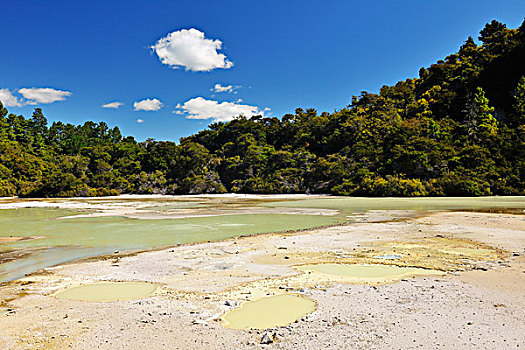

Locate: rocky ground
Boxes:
[0,211,524,349]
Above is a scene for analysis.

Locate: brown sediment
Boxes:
[0,236,45,243]
[0,280,30,308]
[459,208,525,215]
[0,246,49,265]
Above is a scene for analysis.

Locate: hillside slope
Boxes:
[1,20,524,197]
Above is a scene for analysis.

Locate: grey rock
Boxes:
[260,332,273,344]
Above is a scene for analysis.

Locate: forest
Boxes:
[0,20,524,197]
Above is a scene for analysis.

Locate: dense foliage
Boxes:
[1,20,524,197]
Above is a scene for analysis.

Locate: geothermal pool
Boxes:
[295,263,445,284]
[0,208,337,282]
[55,282,158,302]
[221,294,316,329]
[0,195,524,282]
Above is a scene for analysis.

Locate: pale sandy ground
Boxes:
[0,211,524,349]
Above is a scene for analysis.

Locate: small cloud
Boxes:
[102,101,124,109]
[137,118,144,123]
[174,97,266,122]
[212,83,233,93]
[133,98,163,111]
[211,83,240,94]
[151,28,233,72]
[0,88,23,107]
[18,87,72,104]
[236,98,243,103]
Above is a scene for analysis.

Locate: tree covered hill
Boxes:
[1,20,524,197]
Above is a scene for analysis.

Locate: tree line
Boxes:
[1,20,524,197]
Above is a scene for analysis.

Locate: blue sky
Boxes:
[1,0,524,142]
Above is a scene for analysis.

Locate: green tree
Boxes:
[458,36,478,61]
[465,87,497,143]
[511,76,525,126]
[29,108,48,149]
[478,20,511,57]
[479,20,508,45]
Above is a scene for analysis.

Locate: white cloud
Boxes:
[151,28,233,72]
[212,83,240,93]
[0,88,23,107]
[137,118,144,123]
[18,87,72,104]
[133,98,163,111]
[174,97,266,122]
[102,101,124,109]
[213,83,233,93]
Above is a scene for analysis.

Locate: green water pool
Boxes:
[1,195,524,282]
[0,207,339,282]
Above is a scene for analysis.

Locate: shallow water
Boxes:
[296,263,444,283]
[221,294,316,329]
[0,208,338,282]
[373,254,403,260]
[0,246,107,283]
[0,209,338,249]
[266,196,525,213]
[55,282,158,301]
